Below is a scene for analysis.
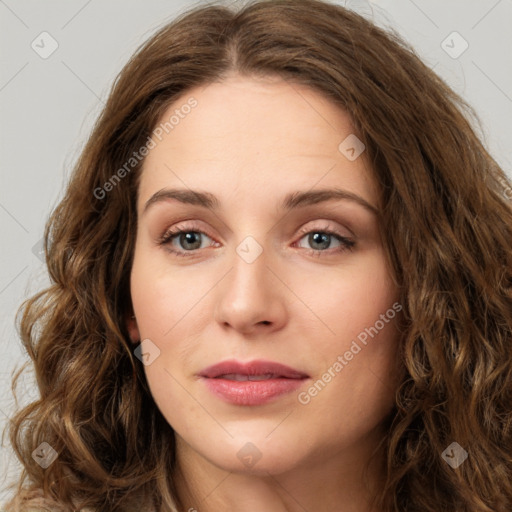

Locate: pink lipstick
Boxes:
[198,359,310,406]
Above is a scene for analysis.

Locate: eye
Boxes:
[157,222,355,258]
[294,224,355,256]
[157,223,217,257]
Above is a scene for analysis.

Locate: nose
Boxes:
[213,239,287,335]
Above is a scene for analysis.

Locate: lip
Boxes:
[198,359,309,379]
[198,359,310,406]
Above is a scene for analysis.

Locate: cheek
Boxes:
[296,249,402,399]
[129,254,201,427]
[295,265,401,448]
[291,248,399,349]
[129,247,197,337]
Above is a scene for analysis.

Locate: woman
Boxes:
[4,0,512,511]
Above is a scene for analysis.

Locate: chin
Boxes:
[204,436,308,476]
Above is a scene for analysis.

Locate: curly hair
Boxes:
[3,0,512,510]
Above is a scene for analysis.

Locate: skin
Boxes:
[126,73,403,512]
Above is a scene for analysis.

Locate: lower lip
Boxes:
[201,377,308,406]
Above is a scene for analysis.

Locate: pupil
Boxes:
[310,232,330,250]
[181,232,201,250]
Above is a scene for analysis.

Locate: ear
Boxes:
[126,311,141,345]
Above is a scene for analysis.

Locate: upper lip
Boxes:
[198,359,309,379]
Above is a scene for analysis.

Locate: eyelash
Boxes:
[157,222,355,258]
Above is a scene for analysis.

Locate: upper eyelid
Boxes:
[160,220,353,244]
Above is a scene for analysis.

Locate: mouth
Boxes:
[198,359,310,406]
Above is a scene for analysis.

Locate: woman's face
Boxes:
[128,74,402,477]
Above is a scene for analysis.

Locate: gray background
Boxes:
[1,0,511,503]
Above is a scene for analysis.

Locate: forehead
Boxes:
[137,75,377,211]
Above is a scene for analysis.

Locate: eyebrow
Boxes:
[142,187,379,216]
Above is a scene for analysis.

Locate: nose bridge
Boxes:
[213,230,286,332]
[228,233,270,300]
[235,234,266,266]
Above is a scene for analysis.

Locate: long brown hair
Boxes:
[4,0,512,510]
